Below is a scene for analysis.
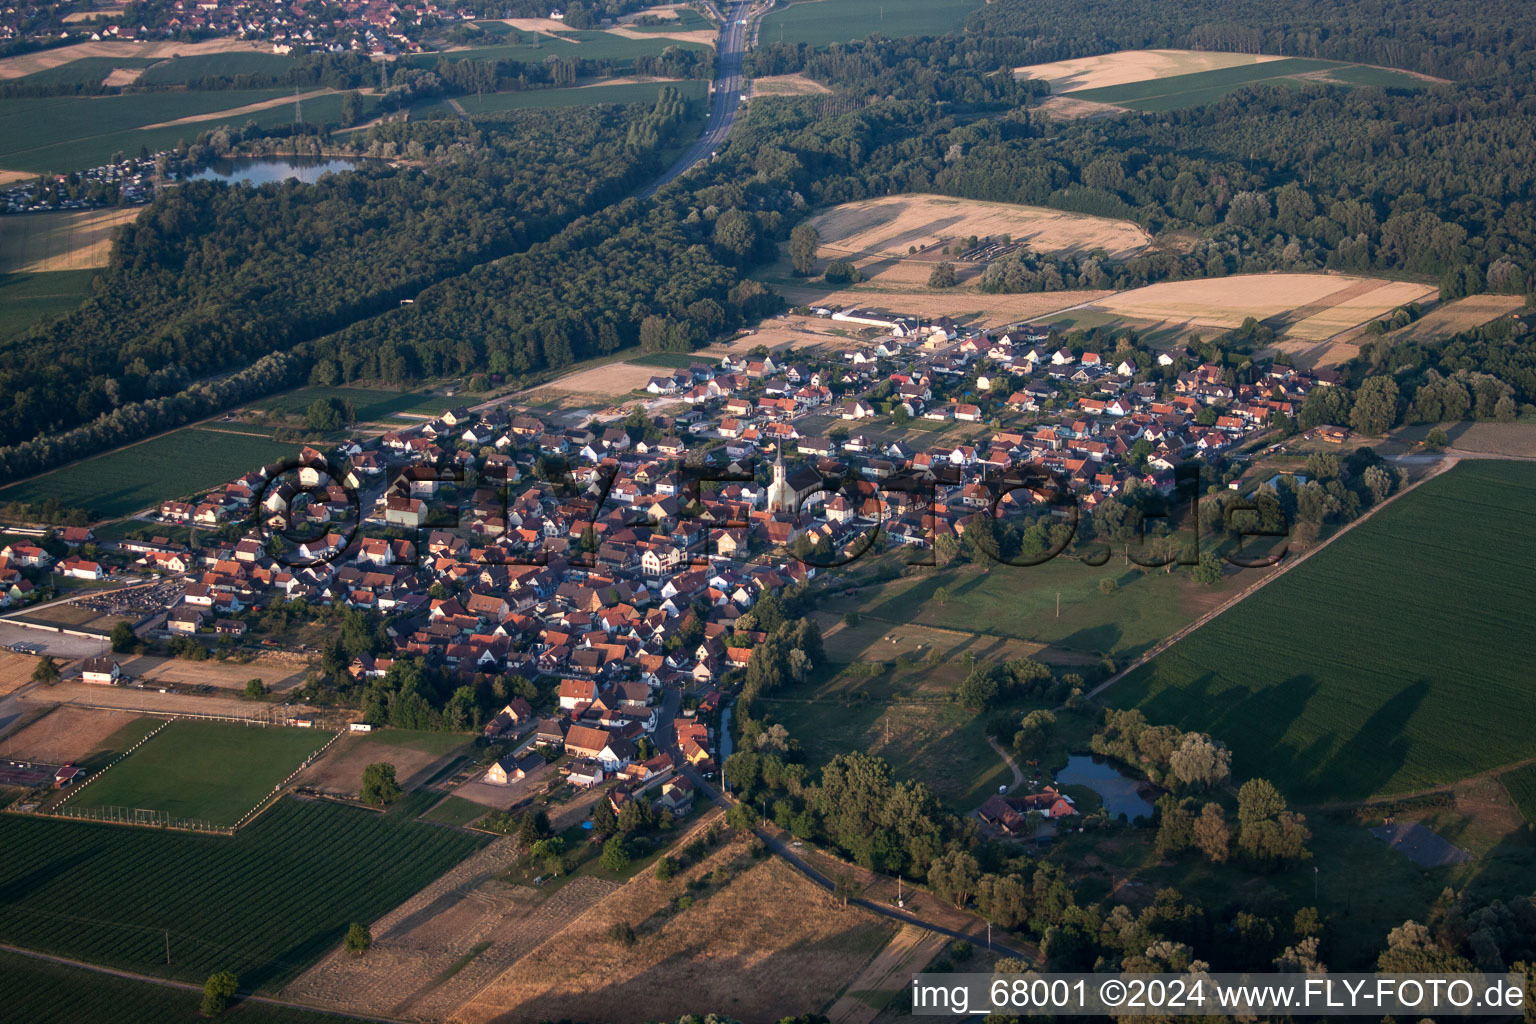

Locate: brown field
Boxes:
[810,194,1151,262]
[0,169,33,187]
[0,705,146,763]
[827,924,949,1024]
[138,88,339,128]
[1015,48,1285,94]
[0,37,272,80]
[115,653,308,692]
[493,17,574,38]
[454,836,897,1024]
[0,206,141,274]
[294,730,468,795]
[101,65,147,86]
[0,651,46,696]
[528,359,665,400]
[28,679,261,717]
[1384,294,1527,345]
[778,283,1112,328]
[1083,274,1438,341]
[815,614,1045,674]
[1033,94,1125,119]
[606,24,718,46]
[752,73,832,96]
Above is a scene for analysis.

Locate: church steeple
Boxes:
[767,444,792,513]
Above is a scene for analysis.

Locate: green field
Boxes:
[1500,763,1536,826]
[760,0,983,47]
[0,90,372,173]
[12,56,159,87]
[137,52,297,85]
[0,798,488,988]
[0,426,298,519]
[1112,460,1536,804]
[0,949,376,1024]
[441,78,708,116]
[1066,58,1424,112]
[629,8,713,31]
[421,29,710,66]
[0,270,94,345]
[68,721,335,826]
[252,384,443,423]
[421,795,488,826]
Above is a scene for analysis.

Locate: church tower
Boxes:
[766,445,793,513]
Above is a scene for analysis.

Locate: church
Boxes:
[765,447,827,514]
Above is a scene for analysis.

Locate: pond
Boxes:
[183,156,379,187]
[1057,754,1157,822]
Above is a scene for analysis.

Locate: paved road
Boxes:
[641,0,755,197]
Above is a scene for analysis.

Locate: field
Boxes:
[248,384,445,426]
[0,707,155,765]
[1051,273,1439,342]
[8,55,158,87]
[527,359,668,400]
[0,38,276,81]
[751,73,832,96]
[1066,58,1415,112]
[1499,763,1536,826]
[0,798,489,988]
[447,78,707,115]
[777,283,1111,327]
[0,207,142,274]
[1017,49,1287,94]
[426,30,711,66]
[1383,294,1528,345]
[1111,460,1536,804]
[808,194,1151,262]
[115,654,309,694]
[0,426,297,520]
[66,720,335,825]
[136,51,297,85]
[453,835,898,1024]
[0,90,368,173]
[295,727,469,796]
[0,950,378,1024]
[760,0,983,47]
[0,270,94,345]
[0,650,51,697]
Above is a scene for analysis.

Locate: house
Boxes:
[483,698,535,737]
[80,657,122,685]
[486,752,542,785]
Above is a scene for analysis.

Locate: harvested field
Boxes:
[827,925,949,1024]
[296,728,469,796]
[0,651,46,697]
[1435,422,1536,458]
[752,73,832,96]
[778,283,1112,327]
[138,87,337,128]
[0,37,272,80]
[1082,274,1437,341]
[606,24,717,46]
[810,194,1150,261]
[1385,294,1527,345]
[0,169,33,186]
[494,17,571,37]
[115,653,308,693]
[0,207,141,274]
[101,65,146,86]
[454,837,897,1024]
[1016,49,1285,94]
[528,359,664,399]
[1033,94,1124,119]
[0,705,148,763]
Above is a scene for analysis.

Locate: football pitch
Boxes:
[67,720,335,826]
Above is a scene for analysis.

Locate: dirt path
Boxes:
[825,924,948,1024]
[137,89,338,129]
[986,736,1025,795]
[1087,454,1458,701]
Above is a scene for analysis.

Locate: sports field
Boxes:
[760,0,982,47]
[67,720,335,826]
[0,798,488,988]
[0,207,141,274]
[0,426,297,520]
[808,194,1151,261]
[1112,460,1536,804]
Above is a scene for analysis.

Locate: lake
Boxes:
[183,157,378,187]
[1057,754,1157,822]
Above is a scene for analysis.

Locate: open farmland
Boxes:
[1067,58,1430,112]
[0,798,488,988]
[1111,460,1536,804]
[0,37,275,80]
[760,0,982,47]
[778,283,1112,327]
[448,78,707,115]
[1017,49,1287,94]
[426,30,711,67]
[136,51,296,85]
[526,359,667,400]
[0,950,378,1024]
[66,720,335,825]
[1382,294,1528,345]
[0,269,94,345]
[1499,763,1536,826]
[0,207,142,274]
[1046,274,1439,342]
[809,194,1151,261]
[453,836,897,1024]
[0,426,296,520]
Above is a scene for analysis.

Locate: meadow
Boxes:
[759,0,983,47]
[1111,460,1536,804]
[67,721,336,826]
[0,269,94,345]
[0,798,489,988]
[0,426,297,520]
[0,950,377,1024]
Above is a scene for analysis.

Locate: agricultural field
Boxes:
[0,207,142,274]
[66,720,335,825]
[0,269,95,346]
[1499,763,1536,826]
[525,359,669,402]
[1111,460,1536,804]
[1380,294,1528,345]
[136,51,297,85]
[425,30,711,66]
[0,950,377,1024]
[449,78,707,115]
[760,0,983,48]
[808,194,1151,262]
[0,426,297,520]
[0,38,278,81]
[295,727,469,797]
[454,835,898,1024]
[1017,49,1288,94]
[247,384,446,425]
[0,89,368,174]
[777,282,1111,327]
[0,797,489,988]
[1068,58,1430,112]
[751,72,832,96]
[8,55,159,87]
[1043,273,1439,343]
